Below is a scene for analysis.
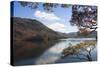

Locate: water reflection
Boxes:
[15,39,63,65]
[15,38,97,65]
[35,38,97,64]
[35,40,67,64]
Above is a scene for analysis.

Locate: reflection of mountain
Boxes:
[12,17,67,63]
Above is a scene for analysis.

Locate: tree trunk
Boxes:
[86,55,92,61]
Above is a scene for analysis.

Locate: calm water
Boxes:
[16,38,97,65]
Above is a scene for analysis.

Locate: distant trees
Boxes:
[77,28,90,36]
[62,41,96,61]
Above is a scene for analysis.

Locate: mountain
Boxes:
[67,31,97,38]
[13,17,67,41]
[90,31,97,37]
[12,17,67,63]
[67,32,77,38]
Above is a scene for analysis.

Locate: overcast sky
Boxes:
[12,1,78,33]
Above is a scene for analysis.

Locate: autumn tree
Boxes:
[62,41,96,61]
[70,5,97,35]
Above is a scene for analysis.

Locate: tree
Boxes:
[19,1,70,12]
[70,5,97,34]
[62,41,96,61]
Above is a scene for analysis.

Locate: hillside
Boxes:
[67,32,77,38]
[12,17,67,63]
[67,31,97,38]
[13,17,67,41]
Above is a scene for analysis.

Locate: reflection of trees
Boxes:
[62,41,96,61]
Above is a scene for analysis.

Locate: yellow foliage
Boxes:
[62,41,96,56]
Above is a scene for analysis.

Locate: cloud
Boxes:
[34,10,60,21]
[47,23,67,33]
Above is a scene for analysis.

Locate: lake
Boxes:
[15,38,97,65]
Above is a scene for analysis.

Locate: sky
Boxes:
[12,1,78,33]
